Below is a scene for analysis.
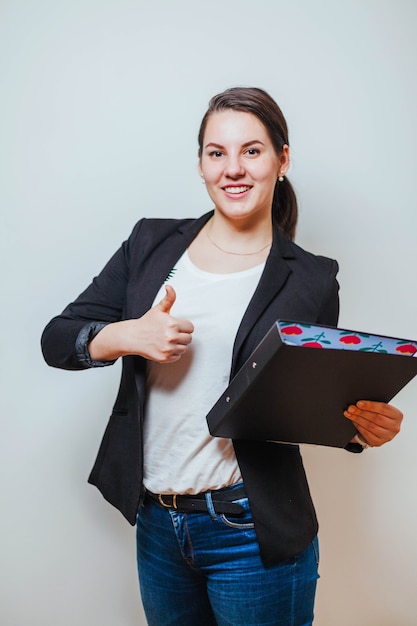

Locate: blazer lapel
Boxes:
[130,212,213,318]
[230,226,295,375]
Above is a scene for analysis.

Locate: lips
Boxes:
[223,185,252,194]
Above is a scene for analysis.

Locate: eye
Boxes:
[209,150,223,158]
[245,148,260,156]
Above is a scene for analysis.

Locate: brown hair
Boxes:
[198,87,298,240]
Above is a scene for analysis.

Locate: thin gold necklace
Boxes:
[205,225,272,256]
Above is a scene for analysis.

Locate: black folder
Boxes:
[206,321,417,448]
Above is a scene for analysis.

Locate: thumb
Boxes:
[157,284,176,314]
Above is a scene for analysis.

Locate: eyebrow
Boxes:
[204,140,265,149]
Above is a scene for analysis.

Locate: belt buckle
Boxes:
[158,493,177,509]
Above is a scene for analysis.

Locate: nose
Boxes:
[224,154,245,179]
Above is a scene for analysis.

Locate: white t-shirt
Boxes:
[143,251,265,494]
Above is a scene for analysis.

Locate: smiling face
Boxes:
[199,110,289,226]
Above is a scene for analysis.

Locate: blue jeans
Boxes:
[136,485,319,625]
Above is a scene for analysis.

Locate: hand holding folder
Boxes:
[206,321,417,448]
[344,399,403,449]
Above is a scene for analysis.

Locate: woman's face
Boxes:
[199,110,289,225]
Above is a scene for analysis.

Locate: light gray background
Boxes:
[1,1,417,624]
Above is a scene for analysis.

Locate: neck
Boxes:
[207,213,273,255]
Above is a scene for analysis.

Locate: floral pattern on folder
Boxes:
[277,322,417,356]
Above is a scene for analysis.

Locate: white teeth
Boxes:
[224,186,250,194]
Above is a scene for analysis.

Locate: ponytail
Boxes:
[272,177,298,241]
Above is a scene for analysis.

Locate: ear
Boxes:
[277,144,290,177]
[198,162,204,179]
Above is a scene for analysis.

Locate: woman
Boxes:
[41,87,402,625]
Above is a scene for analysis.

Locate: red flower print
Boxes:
[280,325,303,336]
[339,335,361,345]
[396,344,417,355]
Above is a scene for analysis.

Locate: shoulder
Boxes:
[270,228,340,325]
[287,240,339,309]
[126,212,212,248]
[128,216,196,241]
[273,226,339,280]
[117,214,203,265]
[288,239,339,277]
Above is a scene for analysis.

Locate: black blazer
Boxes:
[42,212,339,566]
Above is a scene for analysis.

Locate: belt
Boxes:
[146,485,246,516]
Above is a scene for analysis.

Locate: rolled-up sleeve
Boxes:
[75,322,116,368]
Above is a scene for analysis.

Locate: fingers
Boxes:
[155,325,193,363]
[157,284,176,314]
[344,401,403,447]
[148,285,194,363]
[161,316,194,360]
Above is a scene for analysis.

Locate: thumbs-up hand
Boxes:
[141,284,194,362]
[88,285,194,363]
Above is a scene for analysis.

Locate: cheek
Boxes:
[250,157,279,181]
[255,169,279,192]
[201,164,222,185]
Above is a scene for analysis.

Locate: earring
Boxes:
[278,176,284,182]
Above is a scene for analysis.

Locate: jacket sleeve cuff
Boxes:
[344,442,365,454]
[75,322,116,368]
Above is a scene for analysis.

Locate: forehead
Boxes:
[203,110,270,146]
